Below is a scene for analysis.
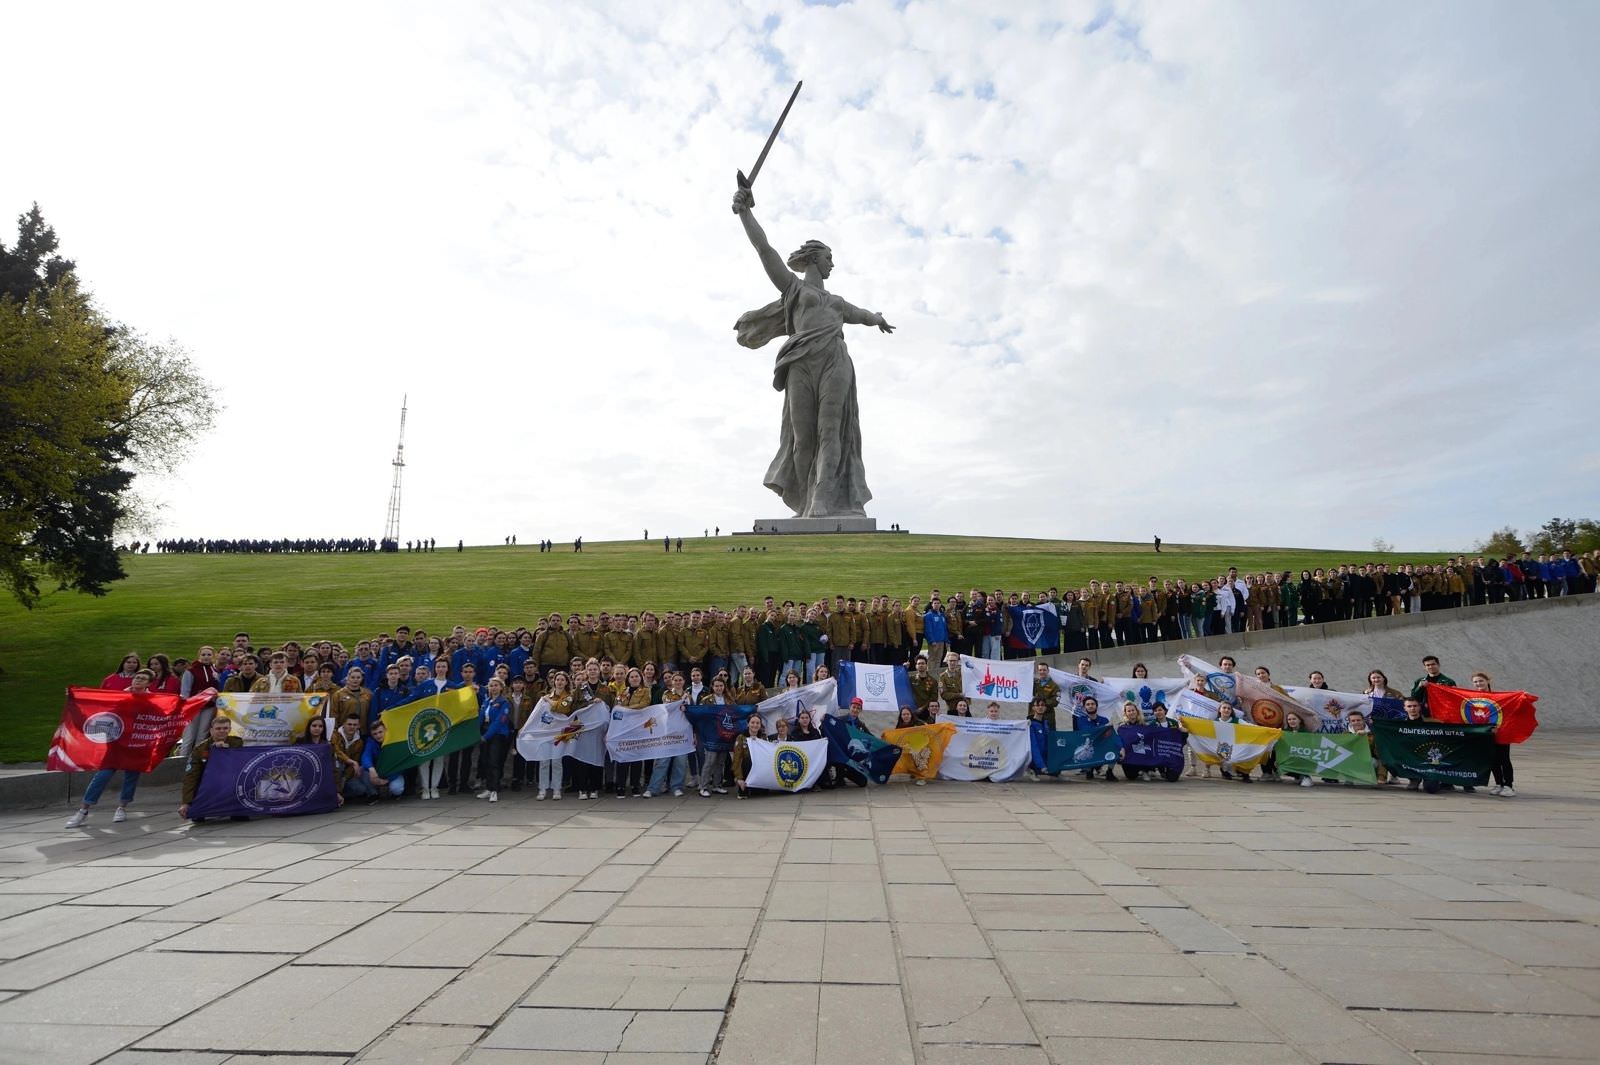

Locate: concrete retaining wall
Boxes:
[1040,593,1599,729]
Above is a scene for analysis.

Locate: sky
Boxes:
[3,0,1596,551]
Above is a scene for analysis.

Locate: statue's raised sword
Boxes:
[732,80,802,212]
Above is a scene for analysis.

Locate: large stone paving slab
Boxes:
[0,738,1598,1062]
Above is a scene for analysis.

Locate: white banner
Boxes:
[743,738,829,793]
[1172,689,1222,722]
[1284,686,1377,734]
[1178,654,1325,730]
[935,715,1031,781]
[1049,670,1188,721]
[215,691,328,746]
[605,700,695,762]
[516,699,609,766]
[959,655,1032,704]
[756,678,837,733]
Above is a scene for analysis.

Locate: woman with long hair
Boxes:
[1475,670,1517,797]
[615,667,653,798]
[297,715,329,745]
[536,671,573,800]
[145,654,180,694]
[102,652,142,690]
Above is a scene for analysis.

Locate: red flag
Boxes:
[46,687,214,773]
[1425,684,1539,744]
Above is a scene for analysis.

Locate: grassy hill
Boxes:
[0,534,1456,762]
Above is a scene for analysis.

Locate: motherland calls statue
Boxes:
[732,186,892,519]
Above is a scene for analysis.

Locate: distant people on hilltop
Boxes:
[154,538,379,554]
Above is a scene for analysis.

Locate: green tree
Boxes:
[0,204,214,607]
[1528,518,1579,555]
[1475,526,1524,557]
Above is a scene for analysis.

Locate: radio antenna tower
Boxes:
[383,396,407,544]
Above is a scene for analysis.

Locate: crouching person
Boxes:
[332,712,371,801]
[179,717,244,821]
[356,721,405,803]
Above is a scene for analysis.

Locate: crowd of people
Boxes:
[62,554,1573,826]
[146,537,387,554]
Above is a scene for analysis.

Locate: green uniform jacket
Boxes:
[534,628,573,668]
[182,735,244,804]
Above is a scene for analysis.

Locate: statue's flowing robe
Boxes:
[735,277,872,518]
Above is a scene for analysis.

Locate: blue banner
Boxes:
[1038,723,1122,775]
[1005,605,1061,650]
[188,743,338,820]
[1116,724,1187,771]
[821,714,902,785]
[1369,696,1406,721]
[835,662,915,714]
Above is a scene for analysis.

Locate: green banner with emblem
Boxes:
[377,686,480,776]
[1274,731,1376,784]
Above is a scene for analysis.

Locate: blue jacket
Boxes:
[507,646,533,679]
[450,645,482,682]
[481,696,511,741]
[342,656,379,690]
[923,609,949,643]
[374,684,412,715]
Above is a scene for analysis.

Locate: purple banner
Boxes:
[1116,725,1187,771]
[188,743,338,820]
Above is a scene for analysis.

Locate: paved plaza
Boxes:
[2,741,1599,1065]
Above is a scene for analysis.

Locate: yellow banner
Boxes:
[883,722,957,781]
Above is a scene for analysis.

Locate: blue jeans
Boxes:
[806,651,826,682]
[648,755,687,793]
[730,653,749,682]
[82,769,140,807]
[1177,614,1193,639]
[982,635,1002,660]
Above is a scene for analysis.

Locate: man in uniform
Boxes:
[909,654,938,709]
[631,613,661,672]
[1081,583,1102,650]
[937,651,964,713]
[179,716,244,821]
[679,612,710,678]
[827,600,855,672]
[1032,660,1061,731]
[707,608,733,679]
[601,617,633,667]
[533,613,572,677]
[1112,581,1136,647]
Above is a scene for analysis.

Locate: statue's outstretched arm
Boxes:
[838,296,895,334]
[733,187,794,295]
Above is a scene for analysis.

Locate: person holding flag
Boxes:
[65,670,157,827]
[1435,670,1535,797]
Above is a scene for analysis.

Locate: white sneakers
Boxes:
[914,779,927,787]
[65,807,127,827]
[640,790,654,798]
[488,792,498,803]
[672,788,684,797]
[535,790,547,800]
[699,788,711,797]
[1299,777,1315,788]
[476,790,492,799]
[551,791,562,800]
[1501,786,1517,797]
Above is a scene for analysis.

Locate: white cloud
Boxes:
[3,0,1594,551]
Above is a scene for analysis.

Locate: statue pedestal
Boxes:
[748,516,878,534]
